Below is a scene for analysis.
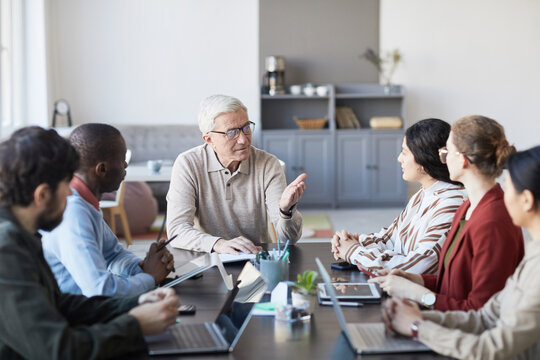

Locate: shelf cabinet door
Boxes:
[296,134,333,205]
[370,132,406,203]
[262,133,296,182]
[263,132,333,206]
[336,132,371,203]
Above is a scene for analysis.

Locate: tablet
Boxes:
[317,282,380,301]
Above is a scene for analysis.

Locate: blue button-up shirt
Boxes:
[41,185,154,297]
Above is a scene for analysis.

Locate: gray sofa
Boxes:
[116,124,203,210]
[116,124,203,163]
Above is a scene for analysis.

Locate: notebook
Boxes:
[146,262,267,355]
[315,258,431,355]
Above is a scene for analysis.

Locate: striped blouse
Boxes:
[344,181,467,274]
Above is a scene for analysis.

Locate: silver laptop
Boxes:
[163,253,234,290]
[146,263,266,355]
[315,258,431,355]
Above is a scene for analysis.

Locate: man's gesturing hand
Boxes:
[279,173,307,214]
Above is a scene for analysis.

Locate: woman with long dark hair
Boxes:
[331,119,467,274]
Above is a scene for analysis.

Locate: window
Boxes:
[0,0,23,133]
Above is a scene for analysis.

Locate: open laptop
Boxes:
[146,262,266,355]
[315,258,431,355]
[163,252,234,290]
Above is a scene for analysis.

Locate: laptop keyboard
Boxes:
[349,323,421,351]
[170,323,221,349]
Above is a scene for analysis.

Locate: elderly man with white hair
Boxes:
[166,94,306,254]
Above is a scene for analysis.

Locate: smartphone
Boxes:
[178,304,196,315]
[331,261,357,271]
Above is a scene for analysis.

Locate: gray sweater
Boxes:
[166,144,302,252]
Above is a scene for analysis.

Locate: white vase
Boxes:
[291,291,317,313]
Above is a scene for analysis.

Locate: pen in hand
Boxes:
[156,234,178,252]
[358,266,378,278]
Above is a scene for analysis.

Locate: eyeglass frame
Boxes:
[438,147,474,164]
[209,121,255,140]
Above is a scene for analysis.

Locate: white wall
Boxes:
[25,0,48,127]
[380,0,540,149]
[46,0,259,127]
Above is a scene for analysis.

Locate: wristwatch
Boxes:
[421,292,436,308]
[279,204,296,217]
[410,320,422,341]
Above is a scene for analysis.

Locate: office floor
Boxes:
[298,207,401,243]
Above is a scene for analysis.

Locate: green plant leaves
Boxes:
[293,270,319,296]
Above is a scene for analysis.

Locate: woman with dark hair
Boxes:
[331,119,467,274]
[381,145,540,359]
[371,115,524,312]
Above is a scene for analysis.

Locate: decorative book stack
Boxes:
[335,107,361,129]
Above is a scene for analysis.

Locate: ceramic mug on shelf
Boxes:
[290,85,302,95]
[316,86,328,96]
[303,83,316,96]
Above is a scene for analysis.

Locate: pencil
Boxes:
[156,234,178,251]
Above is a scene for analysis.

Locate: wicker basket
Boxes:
[293,116,328,130]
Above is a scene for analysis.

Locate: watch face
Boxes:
[55,100,70,115]
[423,292,436,306]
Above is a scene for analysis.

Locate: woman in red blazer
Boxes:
[370,115,524,311]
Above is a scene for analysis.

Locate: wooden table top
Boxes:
[124,243,442,359]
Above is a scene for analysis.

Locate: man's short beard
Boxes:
[37,194,65,231]
[37,213,63,232]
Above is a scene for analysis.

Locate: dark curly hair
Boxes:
[405,118,459,185]
[0,126,79,206]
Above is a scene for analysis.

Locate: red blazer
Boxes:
[421,184,524,311]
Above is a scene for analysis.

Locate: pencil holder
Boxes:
[260,259,289,291]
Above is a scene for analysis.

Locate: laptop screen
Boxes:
[315,258,350,333]
[214,262,267,349]
[215,301,254,347]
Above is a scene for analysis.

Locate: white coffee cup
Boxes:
[303,84,315,96]
[316,86,328,96]
[290,85,302,95]
[147,160,163,174]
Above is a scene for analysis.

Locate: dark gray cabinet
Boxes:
[336,131,405,206]
[263,131,334,206]
[259,83,407,207]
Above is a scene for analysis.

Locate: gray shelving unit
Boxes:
[260,83,407,208]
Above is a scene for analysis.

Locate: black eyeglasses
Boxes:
[438,147,474,164]
[210,121,255,140]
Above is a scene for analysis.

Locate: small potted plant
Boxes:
[291,270,319,313]
[362,47,402,94]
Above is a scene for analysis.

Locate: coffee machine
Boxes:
[264,56,285,95]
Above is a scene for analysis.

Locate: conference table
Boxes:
[126,243,442,359]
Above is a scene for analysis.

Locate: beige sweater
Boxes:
[166,144,302,252]
[418,239,540,359]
